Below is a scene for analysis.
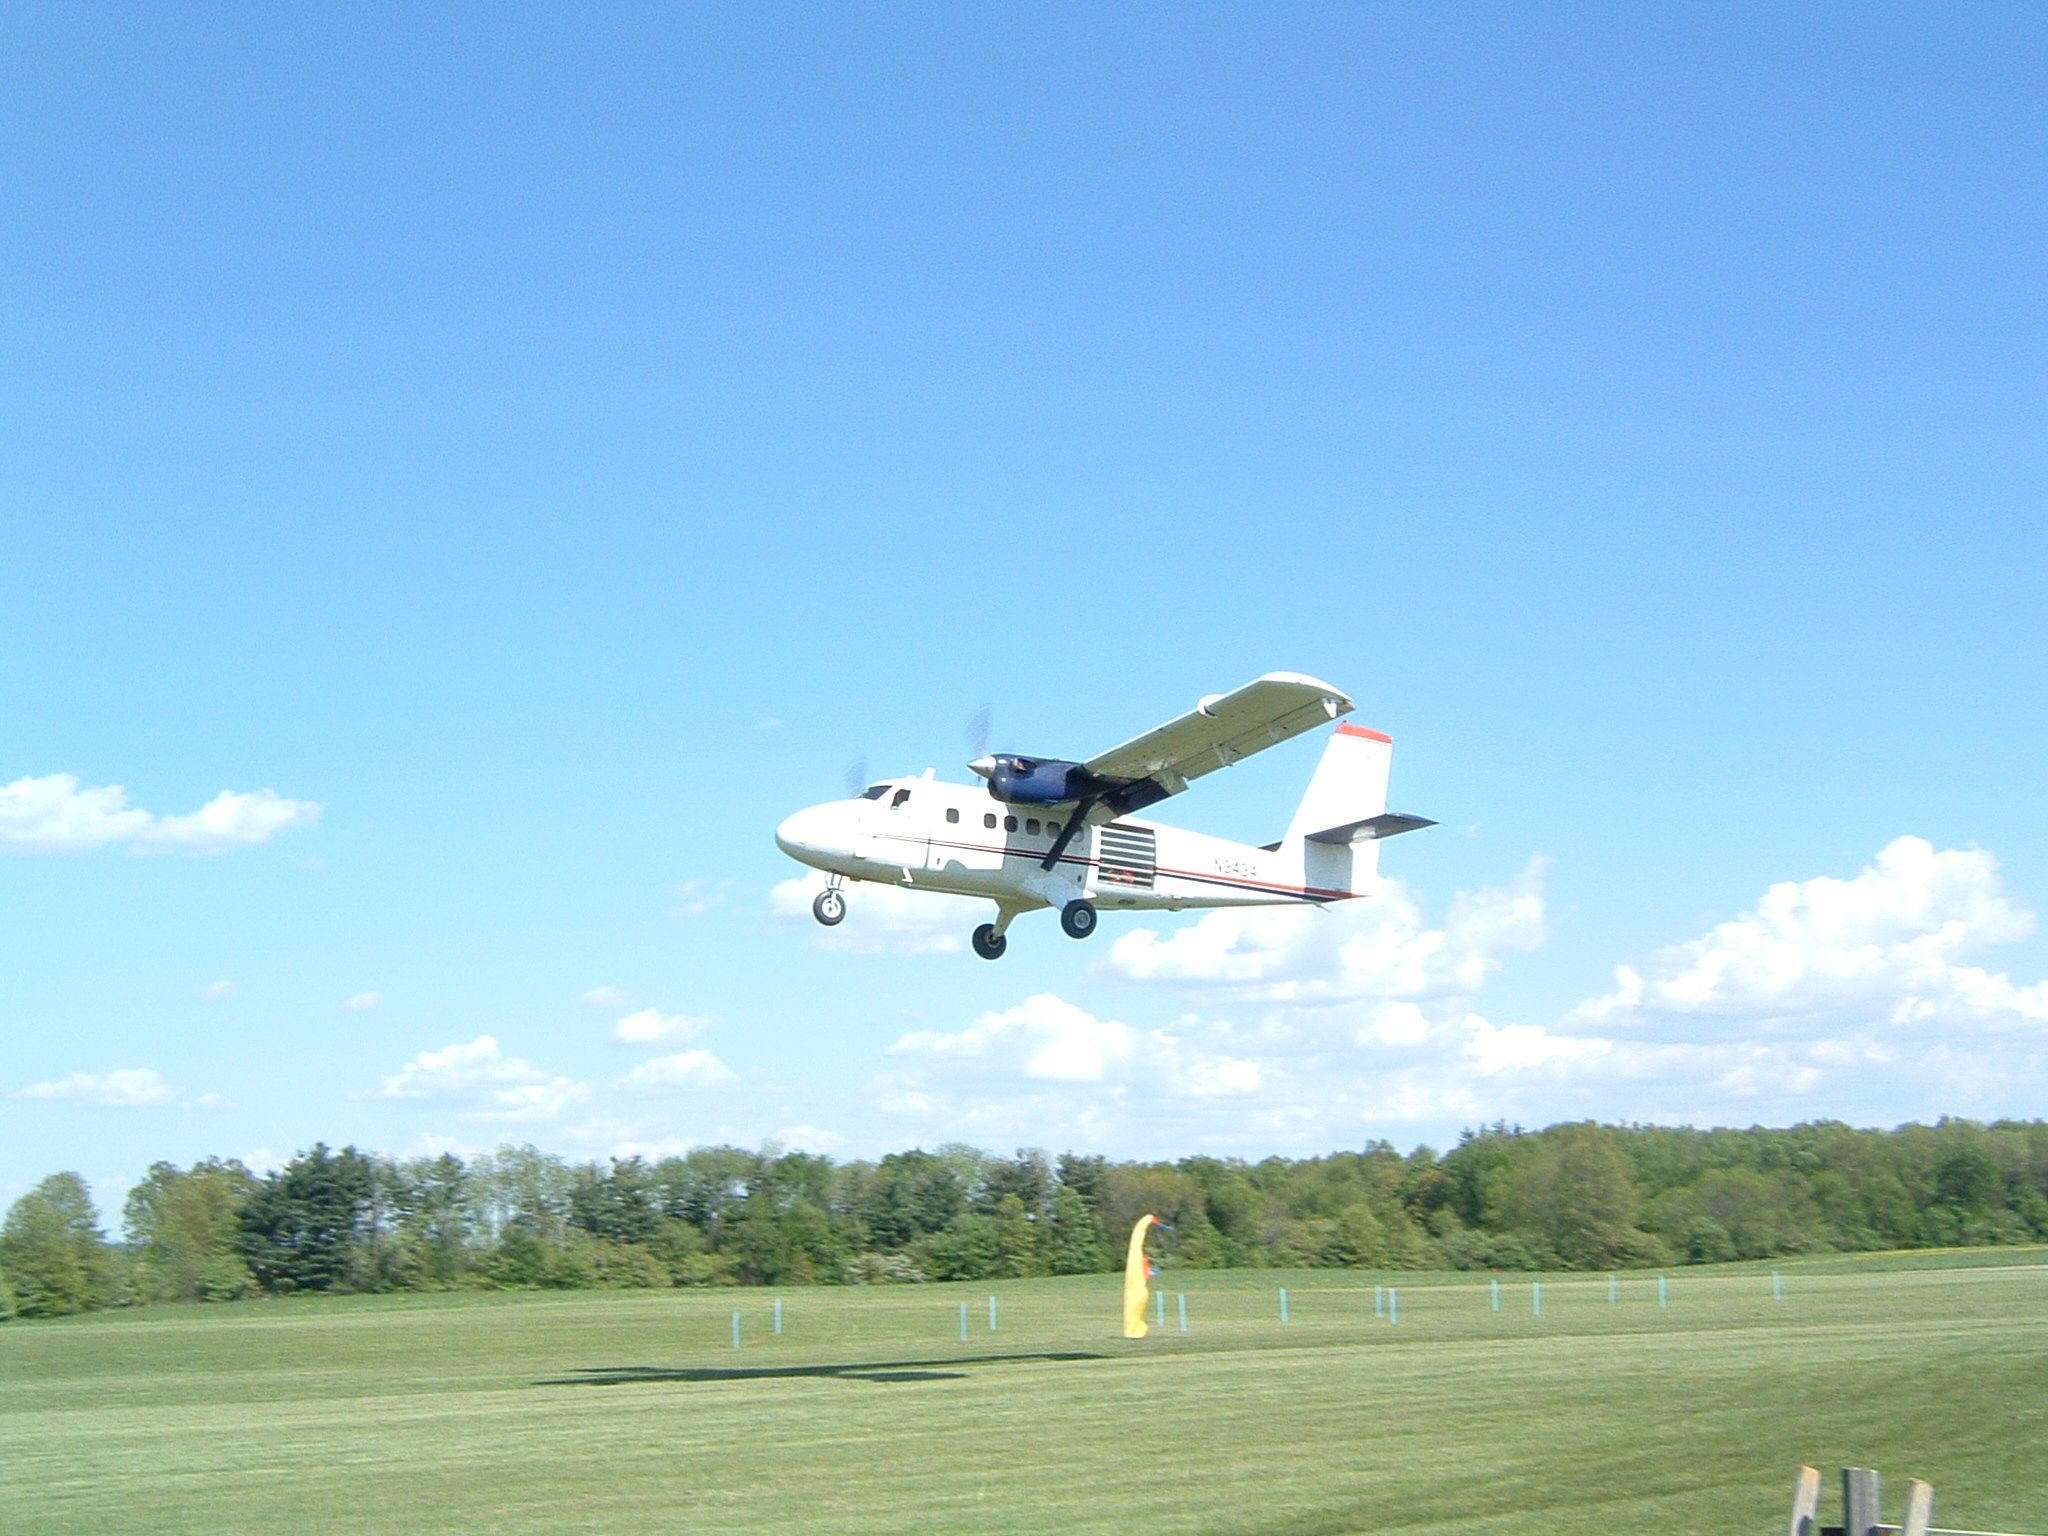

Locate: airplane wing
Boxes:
[1084,672,1353,812]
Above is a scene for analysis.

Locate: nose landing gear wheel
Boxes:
[1060,900,1097,939]
[812,889,847,926]
[971,923,1007,960]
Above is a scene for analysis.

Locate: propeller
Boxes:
[967,703,993,762]
[843,757,870,798]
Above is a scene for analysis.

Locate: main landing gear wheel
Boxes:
[812,888,846,926]
[1060,900,1098,940]
[972,923,1008,961]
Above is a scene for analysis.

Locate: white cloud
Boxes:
[581,985,632,1007]
[1576,837,2046,1034]
[1461,1015,1612,1076]
[342,991,383,1011]
[1106,859,1549,1003]
[19,1068,175,1106]
[141,789,321,852]
[196,979,237,999]
[613,1008,713,1045]
[0,774,319,855]
[379,1035,588,1121]
[893,993,1138,1082]
[619,1049,737,1090]
[770,872,983,955]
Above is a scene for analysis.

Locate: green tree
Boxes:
[124,1159,259,1302]
[1043,1184,1110,1274]
[238,1144,375,1292]
[988,1194,1042,1278]
[1,1173,114,1317]
[1511,1124,1657,1269]
[387,1153,478,1288]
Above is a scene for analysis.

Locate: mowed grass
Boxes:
[4,1253,2047,1535]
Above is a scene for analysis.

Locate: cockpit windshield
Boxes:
[861,785,889,800]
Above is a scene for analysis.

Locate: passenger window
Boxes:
[1026,818,1040,835]
[946,807,959,824]
[984,813,997,829]
[891,789,911,808]
[1046,820,1062,836]
[1003,815,1018,832]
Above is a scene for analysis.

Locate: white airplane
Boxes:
[774,672,1432,959]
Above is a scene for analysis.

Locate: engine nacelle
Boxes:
[973,755,1095,807]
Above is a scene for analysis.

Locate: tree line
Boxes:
[7,1116,2048,1319]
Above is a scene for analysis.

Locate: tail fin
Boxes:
[1282,724,1432,895]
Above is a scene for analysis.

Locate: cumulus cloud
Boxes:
[0,774,320,854]
[613,1008,713,1045]
[1106,859,1549,1003]
[196,980,237,999]
[893,993,1138,1082]
[342,991,383,1011]
[1461,1016,1612,1076]
[1576,837,2046,1034]
[581,985,632,1007]
[619,1049,737,1091]
[770,871,983,955]
[19,1068,176,1106]
[379,1035,588,1121]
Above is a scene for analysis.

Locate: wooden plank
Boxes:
[1846,1468,1884,1536]
[1901,1482,1934,1536]
[1789,1466,1823,1536]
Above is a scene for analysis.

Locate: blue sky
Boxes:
[5,4,2044,1218]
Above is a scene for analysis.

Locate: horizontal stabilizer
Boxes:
[1306,811,1436,846]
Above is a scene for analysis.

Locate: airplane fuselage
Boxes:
[775,776,1355,918]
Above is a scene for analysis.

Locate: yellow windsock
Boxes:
[1122,1212,1160,1338]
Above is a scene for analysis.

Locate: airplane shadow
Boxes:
[538,1350,1107,1389]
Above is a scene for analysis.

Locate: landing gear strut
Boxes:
[812,876,846,927]
[1060,900,1097,939]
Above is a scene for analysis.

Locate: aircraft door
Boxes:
[929,803,1005,890]
[870,785,927,878]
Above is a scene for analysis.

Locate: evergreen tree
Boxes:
[238,1144,375,1292]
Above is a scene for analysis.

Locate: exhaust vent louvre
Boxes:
[1097,823,1157,889]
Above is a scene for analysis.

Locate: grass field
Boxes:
[4,1251,2046,1535]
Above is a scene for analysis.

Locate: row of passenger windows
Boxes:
[867,786,1060,837]
[943,808,1063,836]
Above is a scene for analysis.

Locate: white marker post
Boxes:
[1532,1281,1542,1316]
[1279,1287,1290,1324]
[1491,1277,1500,1312]
[773,1298,783,1335]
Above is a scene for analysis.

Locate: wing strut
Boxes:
[1041,796,1100,871]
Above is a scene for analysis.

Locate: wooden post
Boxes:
[1786,1465,1821,1536]
[1843,1467,1881,1536]
[1900,1479,1933,1536]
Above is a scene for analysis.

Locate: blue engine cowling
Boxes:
[987,756,1093,806]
